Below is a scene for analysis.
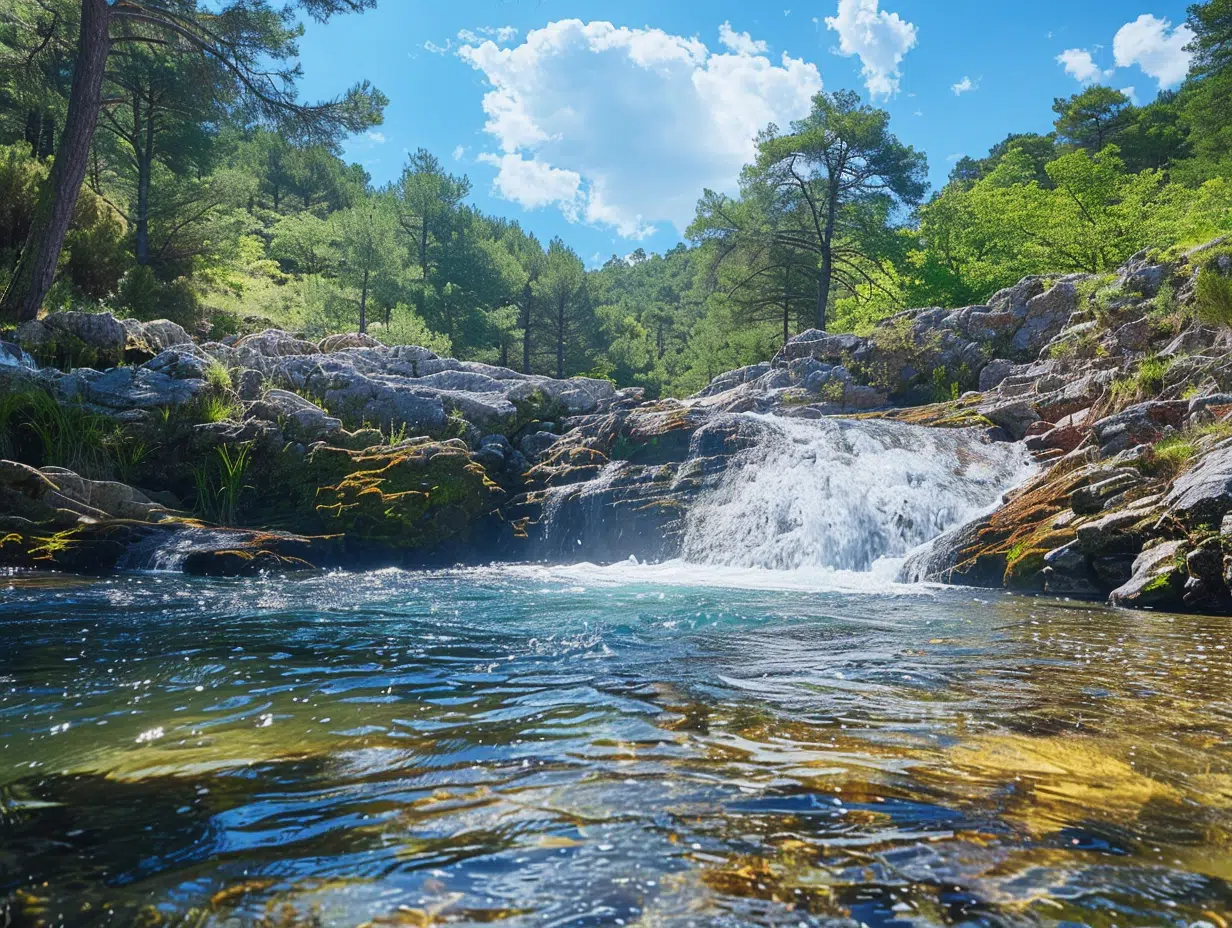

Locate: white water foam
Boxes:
[680,414,1033,573]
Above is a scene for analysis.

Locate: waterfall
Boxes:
[679,415,1032,572]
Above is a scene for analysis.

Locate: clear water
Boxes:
[3,565,1232,927]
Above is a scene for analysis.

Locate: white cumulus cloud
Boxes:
[823,0,917,97]
[1056,47,1112,84]
[424,39,452,55]
[1113,14,1194,88]
[719,21,768,55]
[458,20,822,238]
[950,76,977,95]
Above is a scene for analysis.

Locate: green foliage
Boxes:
[193,442,253,526]
[1193,264,1232,325]
[194,394,240,424]
[1107,355,1172,410]
[1,387,129,479]
[204,360,233,393]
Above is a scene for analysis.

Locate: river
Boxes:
[3,564,1231,926]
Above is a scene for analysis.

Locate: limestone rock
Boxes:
[61,366,206,410]
[1013,281,1077,355]
[235,329,320,358]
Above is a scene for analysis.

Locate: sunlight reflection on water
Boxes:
[2,566,1231,926]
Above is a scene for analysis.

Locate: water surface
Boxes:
[3,564,1231,927]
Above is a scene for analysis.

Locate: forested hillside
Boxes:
[2,0,1231,397]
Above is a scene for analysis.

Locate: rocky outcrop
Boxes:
[6,240,1232,610]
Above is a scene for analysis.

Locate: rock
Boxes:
[1025,422,1088,455]
[1041,540,1102,595]
[977,399,1040,440]
[61,366,206,410]
[519,430,560,462]
[16,311,127,367]
[1187,393,1232,424]
[1119,254,1168,296]
[1071,473,1142,515]
[1111,316,1154,352]
[181,548,314,576]
[234,329,320,357]
[236,368,266,401]
[979,359,1015,391]
[1013,281,1077,356]
[143,345,211,380]
[122,318,193,359]
[1166,444,1232,524]
[1092,401,1189,455]
[1075,507,1151,556]
[988,277,1047,317]
[39,466,172,522]
[319,332,384,352]
[309,440,500,550]
[248,389,343,444]
[1109,540,1187,609]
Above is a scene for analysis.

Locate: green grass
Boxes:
[195,394,240,424]
[1193,266,1232,327]
[204,359,233,393]
[1139,420,1232,478]
[3,388,125,479]
[192,442,253,525]
[1107,355,1172,410]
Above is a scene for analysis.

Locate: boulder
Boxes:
[247,389,343,444]
[234,329,320,358]
[143,345,212,381]
[979,359,1015,391]
[60,366,206,410]
[1092,401,1188,455]
[319,332,384,353]
[235,368,266,401]
[976,399,1040,440]
[1166,444,1232,524]
[519,430,560,462]
[16,311,127,367]
[122,318,193,359]
[1109,540,1187,609]
[1013,281,1078,356]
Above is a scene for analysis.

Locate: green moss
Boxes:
[308,441,497,550]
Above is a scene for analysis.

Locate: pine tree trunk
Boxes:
[359,267,369,333]
[134,93,151,265]
[555,300,565,379]
[0,0,110,322]
[520,283,532,374]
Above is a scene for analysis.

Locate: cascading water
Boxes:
[529,412,1033,575]
[680,415,1032,572]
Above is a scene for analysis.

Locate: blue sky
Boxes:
[295,0,1195,265]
